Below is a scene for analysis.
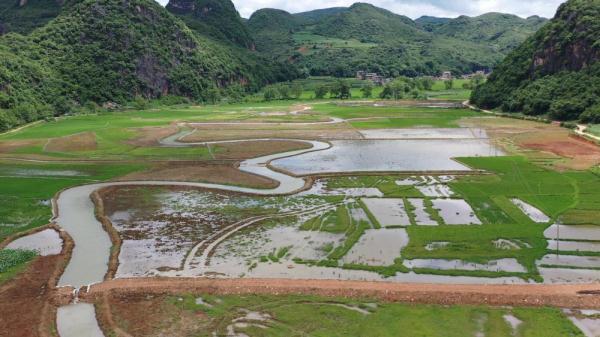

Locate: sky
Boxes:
[156,0,566,19]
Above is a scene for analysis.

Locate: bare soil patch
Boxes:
[127,125,178,147]
[116,162,278,188]
[212,140,311,160]
[97,292,207,337]
[45,131,97,152]
[0,139,41,153]
[461,117,600,170]
[182,123,361,142]
[0,255,64,337]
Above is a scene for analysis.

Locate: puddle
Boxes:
[546,240,600,253]
[503,314,522,336]
[416,184,454,197]
[511,199,550,223]
[408,198,437,225]
[538,267,600,284]
[195,297,213,308]
[425,242,450,251]
[403,258,527,273]
[271,139,503,175]
[544,225,600,241]
[493,239,530,250]
[56,303,104,337]
[349,207,373,227]
[538,254,600,269]
[4,169,87,177]
[431,199,481,225]
[358,128,487,139]
[361,198,411,227]
[342,228,409,266]
[564,309,600,337]
[5,229,62,256]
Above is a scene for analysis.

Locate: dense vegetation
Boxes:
[247,3,547,77]
[166,0,254,49]
[0,0,62,35]
[471,0,600,122]
[0,0,299,132]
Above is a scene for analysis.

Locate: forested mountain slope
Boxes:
[0,0,297,131]
[247,2,548,77]
[471,0,600,121]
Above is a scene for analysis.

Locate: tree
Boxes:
[444,79,454,90]
[291,83,303,99]
[360,83,373,98]
[549,99,585,121]
[471,74,485,87]
[338,80,351,99]
[263,86,278,101]
[419,77,434,91]
[205,88,221,104]
[329,82,340,98]
[133,96,148,110]
[580,104,600,123]
[278,85,290,100]
[314,85,328,99]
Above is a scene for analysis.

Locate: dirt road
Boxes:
[82,278,600,309]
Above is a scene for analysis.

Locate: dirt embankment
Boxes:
[0,226,74,337]
[82,278,600,309]
[116,162,280,189]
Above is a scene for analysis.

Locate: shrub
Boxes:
[549,99,586,121]
[579,104,600,123]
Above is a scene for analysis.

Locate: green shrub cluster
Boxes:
[0,249,37,273]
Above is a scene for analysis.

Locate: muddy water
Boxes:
[510,199,550,223]
[431,199,481,225]
[544,225,600,241]
[56,303,104,337]
[342,228,409,266]
[403,258,527,273]
[408,199,437,225]
[56,139,330,288]
[359,128,488,139]
[271,139,503,174]
[361,198,411,226]
[5,228,62,256]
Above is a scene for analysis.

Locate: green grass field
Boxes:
[588,124,600,137]
[163,294,584,337]
[0,161,146,241]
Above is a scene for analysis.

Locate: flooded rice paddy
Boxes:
[403,258,527,273]
[511,199,550,223]
[342,228,409,266]
[359,128,487,139]
[361,198,411,226]
[5,229,62,256]
[431,199,481,225]
[271,139,503,175]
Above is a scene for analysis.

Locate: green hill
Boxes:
[0,0,63,35]
[471,0,600,121]
[247,3,547,77]
[0,0,297,131]
[424,13,547,53]
[166,0,255,49]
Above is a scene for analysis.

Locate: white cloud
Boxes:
[156,0,565,19]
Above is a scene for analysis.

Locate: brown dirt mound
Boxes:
[116,162,279,189]
[522,139,600,157]
[128,125,178,147]
[212,140,311,160]
[0,139,41,153]
[0,255,63,337]
[84,278,600,309]
[97,292,207,337]
[45,131,97,152]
